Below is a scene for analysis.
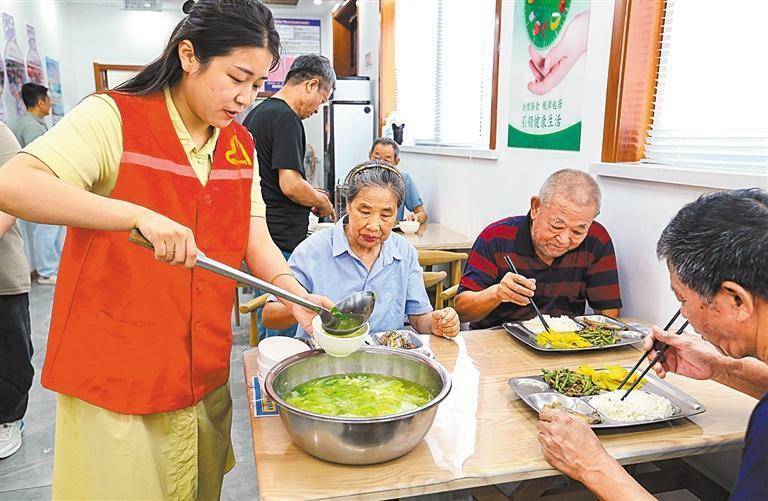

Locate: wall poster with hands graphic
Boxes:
[508,0,590,151]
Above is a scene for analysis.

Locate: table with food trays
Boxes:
[241,320,755,500]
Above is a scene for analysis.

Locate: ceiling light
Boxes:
[313,0,322,4]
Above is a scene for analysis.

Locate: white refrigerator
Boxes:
[323,77,375,203]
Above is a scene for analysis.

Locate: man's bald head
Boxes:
[538,169,601,216]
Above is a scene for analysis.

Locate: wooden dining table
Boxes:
[241,326,756,500]
[394,222,474,251]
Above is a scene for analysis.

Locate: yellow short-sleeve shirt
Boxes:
[23,87,266,217]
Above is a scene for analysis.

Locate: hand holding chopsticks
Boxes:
[616,309,681,391]
[503,255,550,333]
[620,317,690,401]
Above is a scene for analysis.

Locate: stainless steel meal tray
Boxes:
[502,317,649,353]
[508,369,706,428]
[368,330,435,359]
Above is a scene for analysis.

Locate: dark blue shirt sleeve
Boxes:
[730,393,768,500]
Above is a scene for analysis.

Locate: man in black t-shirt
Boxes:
[243,54,336,255]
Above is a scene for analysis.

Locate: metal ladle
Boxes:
[128,230,375,336]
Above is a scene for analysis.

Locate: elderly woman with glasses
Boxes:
[263,160,460,339]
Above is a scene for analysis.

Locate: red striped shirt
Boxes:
[459,214,622,329]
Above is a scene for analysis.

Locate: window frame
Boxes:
[379,0,502,151]
[601,0,667,163]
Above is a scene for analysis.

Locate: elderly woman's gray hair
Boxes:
[539,168,601,214]
[285,54,337,90]
[343,160,406,207]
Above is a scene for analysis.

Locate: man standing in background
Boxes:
[0,122,34,459]
[243,54,335,339]
[13,83,63,285]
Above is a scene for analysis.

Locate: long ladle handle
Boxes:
[128,229,325,314]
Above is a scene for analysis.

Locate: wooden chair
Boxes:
[233,284,250,327]
[239,293,269,347]
[238,271,449,347]
[422,270,448,309]
[439,284,459,307]
[417,250,468,308]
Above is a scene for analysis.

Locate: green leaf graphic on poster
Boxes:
[526,0,570,49]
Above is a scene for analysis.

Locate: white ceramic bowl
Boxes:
[399,220,420,234]
[312,315,369,357]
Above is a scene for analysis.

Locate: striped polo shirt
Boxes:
[458,213,622,329]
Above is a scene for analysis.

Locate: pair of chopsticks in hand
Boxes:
[503,256,552,332]
[617,309,689,400]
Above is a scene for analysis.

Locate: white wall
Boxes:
[65,0,185,101]
[398,0,616,239]
[0,0,77,129]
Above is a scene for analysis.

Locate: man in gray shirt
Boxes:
[12,83,64,285]
[0,122,33,459]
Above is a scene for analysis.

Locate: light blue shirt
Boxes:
[397,171,424,221]
[288,218,433,339]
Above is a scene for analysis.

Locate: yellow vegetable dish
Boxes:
[576,364,645,391]
[536,331,593,349]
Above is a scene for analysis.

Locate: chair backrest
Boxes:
[422,270,448,289]
[417,250,469,267]
[417,250,468,308]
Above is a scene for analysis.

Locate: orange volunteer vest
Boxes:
[41,91,254,414]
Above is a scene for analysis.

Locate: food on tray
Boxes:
[542,365,646,396]
[379,330,417,349]
[536,330,592,349]
[522,315,581,334]
[580,317,623,330]
[284,373,433,417]
[576,365,645,392]
[541,368,602,396]
[543,402,603,425]
[577,326,621,347]
[588,390,677,422]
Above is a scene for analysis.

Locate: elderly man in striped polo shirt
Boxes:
[455,169,621,329]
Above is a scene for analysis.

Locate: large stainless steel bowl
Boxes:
[264,346,452,465]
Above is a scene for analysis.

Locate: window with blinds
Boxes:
[643,0,768,174]
[393,0,496,149]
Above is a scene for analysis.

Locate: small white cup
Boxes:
[312,315,369,357]
[399,220,420,234]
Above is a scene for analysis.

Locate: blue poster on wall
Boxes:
[45,57,64,124]
[264,18,321,93]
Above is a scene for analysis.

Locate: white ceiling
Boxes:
[64,0,338,16]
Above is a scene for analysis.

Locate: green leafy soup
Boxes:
[284,373,434,417]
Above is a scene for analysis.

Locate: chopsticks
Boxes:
[616,309,681,391]
[503,255,551,333]
[619,317,689,401]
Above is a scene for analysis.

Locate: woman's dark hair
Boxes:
[116,0,280,94]
[343,160,406,207]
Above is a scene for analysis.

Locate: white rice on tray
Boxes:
[521,315,581,334]
[588,390,677,422]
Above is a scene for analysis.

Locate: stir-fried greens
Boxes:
[577,326,620,347]
[284,373,434,417]
[542,365,646,397]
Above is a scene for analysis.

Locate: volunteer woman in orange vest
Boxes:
[0,1,333,498]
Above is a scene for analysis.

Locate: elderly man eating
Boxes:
[538,188,768,499]
[455,169,621,328]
